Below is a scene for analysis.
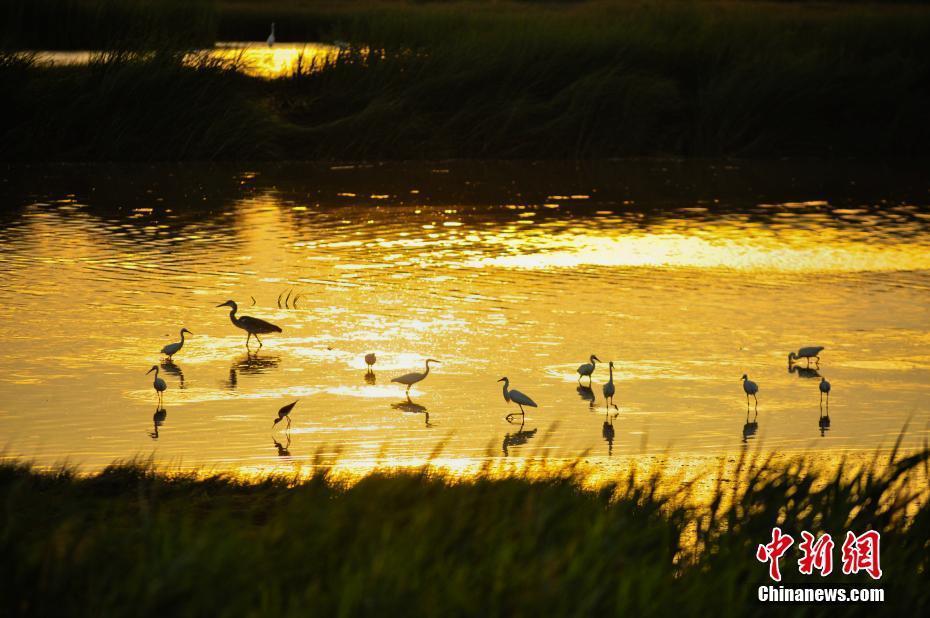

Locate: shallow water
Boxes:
[33,41,339,78]
[0,160,928,476]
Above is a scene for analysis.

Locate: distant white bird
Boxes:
[267,22,276,47]
[498,376,538,421]
[273,400,297,430]
[160,328,192,360]
[365,353,377,372]
[602,360,617,411]
[819,377,831,405]
[217,300,282,347]
[577,354,601,385]
[146,365,167,404]
[741,373,759,408]
[789,346,824,366]
[391,359,439,393]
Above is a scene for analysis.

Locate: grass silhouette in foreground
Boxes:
[1,446,927,616]
[2,1,930,160]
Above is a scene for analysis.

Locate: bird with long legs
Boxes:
[391,359,439,394]
[602,360,618,413]
[146,365,167,405]
[160,328,192,360]
[365,353,377,373]
[217,300,282,348]
[788,346,825,367]
[577,354,601,385]
[741,374,759,410]
[819,377,831,409]
[273,400,298,430]
[498,377,538,422]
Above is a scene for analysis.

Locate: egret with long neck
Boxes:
[577,354,601,385]
[498,376,538,421]
[602,360,617,412]
[146,365,167,404]
[160,328,192,360]
[391,359,439,394]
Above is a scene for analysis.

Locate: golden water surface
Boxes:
[0,161,928,478]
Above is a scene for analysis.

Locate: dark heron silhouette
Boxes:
[602,360,618,411]
[819,377,831,408]
[146,365,167,404]
[160,328,192,360]
[741,374,759,410]
[789,346,825,367]
[273,400,298,430]
[217,300,282,348]
[577,354,601,385]
[365,353,377,372]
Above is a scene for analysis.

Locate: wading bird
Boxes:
[146,365,167,404]
[160,328,192,360]
[741,374,759,409]
[365,353,377,372]
[391,359,439,394]
[788,346,825,367]
[577,354,601,385]
[498,376,537,422]
[273,400,298,430]
[267,22,276,47]
[603,361,618,411]
[217,300,282,348]
[819,377,831,407]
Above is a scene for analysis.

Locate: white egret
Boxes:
[498,376,538,421]
[273,400,298,430]
[819,377,831,405]
[217,300,282,348]
[267,22,276,47]
[602,360,617,411]
[391,359,439,394]
[365,353,377,372]
[146,365,167,404]
[788,346,824,366]
[577,354,601,385]
[160,328,192,360]
[741,374,759,408]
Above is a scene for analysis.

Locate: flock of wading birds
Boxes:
[144,299,833,436]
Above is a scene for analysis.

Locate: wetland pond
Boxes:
[1,160,929,479]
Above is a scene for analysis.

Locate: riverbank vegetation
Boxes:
[1,449,928,616]
[2,1,930,160]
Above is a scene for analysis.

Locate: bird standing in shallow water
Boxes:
[498,376,538,422]
[266,22,276,47]
[273,401,298,430]
[741,374,759,409]
[789,346,825,367]
[602,361,618,412]
[577,354,601,385]
[160,328,192,360]
[819,377,831,407]
[391,359,439,394]
[217,300,282,348]
[365,353,377,373]
[146,365,167,404]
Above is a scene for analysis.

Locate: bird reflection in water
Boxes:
[502,421,537,456]
[391,395,432,427]
[226,352,281,389]
[364,370,376,385]
[602,416,616,456]
[819,408,831,437]
[742,410,759,444]
[149,406,167,440]
[576,384,596,411]
[160,359,185,389]
[789,364,821,379]
[273,433,292,457]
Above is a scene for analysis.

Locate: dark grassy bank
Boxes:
[1,450,928,616]
[2,1,930,160]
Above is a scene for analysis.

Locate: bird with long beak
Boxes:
[391,359,439,394]
[146,365,167,404]
[577,354,601,385]
[498,376,538,422]
[217,300,282,348]
[160,328,192,360]
[273,401,298,430]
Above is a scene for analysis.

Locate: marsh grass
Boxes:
[2,1,930,160]
[1,447,928,616]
